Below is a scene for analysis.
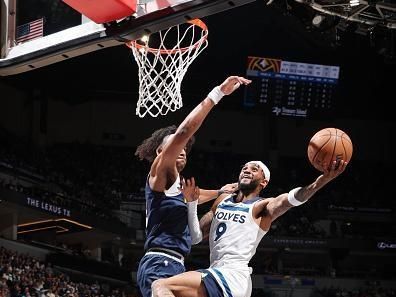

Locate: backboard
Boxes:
[0,0,255,76]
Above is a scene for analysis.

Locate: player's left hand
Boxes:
[181,177,200,202]
[322,160,348,181]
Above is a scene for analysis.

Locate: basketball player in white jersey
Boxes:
[152,159,347,297]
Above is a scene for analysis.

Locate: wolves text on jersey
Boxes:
[214,211,246,223]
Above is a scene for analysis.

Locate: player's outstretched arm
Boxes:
[263,160,348,222]
[155,76,251,173]
[180,178,238,204]
[197,182,238,204]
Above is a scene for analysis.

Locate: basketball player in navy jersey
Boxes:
[151,159,347,297]
[134,76,251,297]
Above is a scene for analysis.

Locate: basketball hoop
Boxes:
[126,19,208,118]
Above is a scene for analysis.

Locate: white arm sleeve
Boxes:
[187,200,203,244]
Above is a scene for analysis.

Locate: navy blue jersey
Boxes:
[144,175,191,256]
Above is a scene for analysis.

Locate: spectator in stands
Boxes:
[0,246,125,297]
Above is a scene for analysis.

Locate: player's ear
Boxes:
[260,179,268,189]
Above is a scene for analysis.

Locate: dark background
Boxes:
[3,0,395,122]
[1,2,396,294]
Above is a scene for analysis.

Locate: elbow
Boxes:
[191,239,201,245]
[191,234,202,245]
[178,122,197,135]
[173,126,194,143]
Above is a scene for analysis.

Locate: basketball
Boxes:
[307,128,353,172]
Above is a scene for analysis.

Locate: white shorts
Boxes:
[200,267,252,297]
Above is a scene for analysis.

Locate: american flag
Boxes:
[15,18,44,43]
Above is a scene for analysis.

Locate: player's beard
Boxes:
[238,178,261,194]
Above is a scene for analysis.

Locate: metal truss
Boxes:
[294,0,396,29]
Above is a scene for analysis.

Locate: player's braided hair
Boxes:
[135,125,195,162]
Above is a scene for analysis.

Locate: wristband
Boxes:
[287,187,305,206]
[207,86,225,105]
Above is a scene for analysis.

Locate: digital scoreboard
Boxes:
[244,57,340,118]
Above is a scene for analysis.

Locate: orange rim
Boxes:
[126,19,208,55]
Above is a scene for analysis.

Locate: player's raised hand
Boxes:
[220,76,251,95]
[181,177,200,202]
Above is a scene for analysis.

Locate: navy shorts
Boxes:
[198,269,223,297]
[137,252,185,297]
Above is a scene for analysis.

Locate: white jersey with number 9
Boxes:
[209,195,267,268]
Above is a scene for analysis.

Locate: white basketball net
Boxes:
[128,19,208,118]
